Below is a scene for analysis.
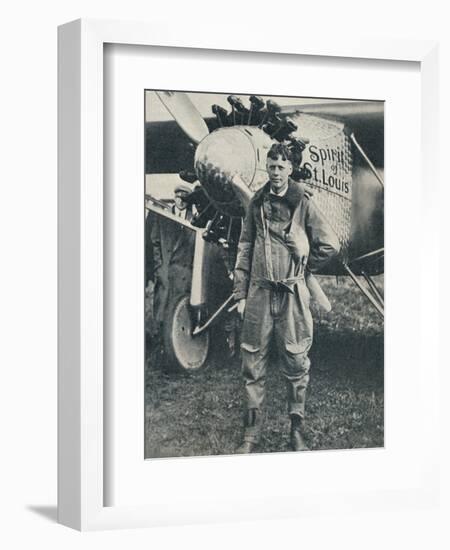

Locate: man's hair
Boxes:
[267,143,293,162]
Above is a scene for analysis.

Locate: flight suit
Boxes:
[234,179,340,442]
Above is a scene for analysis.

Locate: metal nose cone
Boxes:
[194,126,273,216]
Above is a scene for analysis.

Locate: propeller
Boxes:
[155,91,210,145]
[229,174,253,211]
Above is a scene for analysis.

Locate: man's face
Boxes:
[174,193,188,210]
[266,155,293,193]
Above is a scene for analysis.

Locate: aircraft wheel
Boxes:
[164,294,209,373]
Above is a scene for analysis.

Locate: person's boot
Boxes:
[235,409,260,454]
[290,414,309,451]
[235,440,256,454]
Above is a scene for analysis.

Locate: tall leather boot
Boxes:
[290,414,309,451]
[235,409,260,454]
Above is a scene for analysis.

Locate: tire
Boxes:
[163,294,210,373]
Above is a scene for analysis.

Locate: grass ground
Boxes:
[145,275,384,458]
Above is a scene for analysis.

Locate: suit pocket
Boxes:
[241,342,260,353]
[285,339,312,355]
[240,318,262,351]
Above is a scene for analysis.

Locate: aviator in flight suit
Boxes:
[233,179,340,443]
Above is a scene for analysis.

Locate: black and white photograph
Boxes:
[144,90,384,458]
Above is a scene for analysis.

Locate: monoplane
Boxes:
[145,91,384,372]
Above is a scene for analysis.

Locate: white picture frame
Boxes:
[58,18,440,531]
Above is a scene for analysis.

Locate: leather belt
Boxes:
[256,275,304,294]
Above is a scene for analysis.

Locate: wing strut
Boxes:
[350,132,384,188]
[342,262,384,318]
[361,270,384,308]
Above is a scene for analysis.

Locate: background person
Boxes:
[146,182,196,339]
[172,183,195,220]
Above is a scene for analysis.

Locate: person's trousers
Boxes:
[240,285,312,443]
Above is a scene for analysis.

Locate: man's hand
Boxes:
[237,298,246,320]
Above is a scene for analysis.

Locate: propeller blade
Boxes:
[155,92,210,145]
[229,174,253,212]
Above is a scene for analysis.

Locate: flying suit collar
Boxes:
[252,178,308,212]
